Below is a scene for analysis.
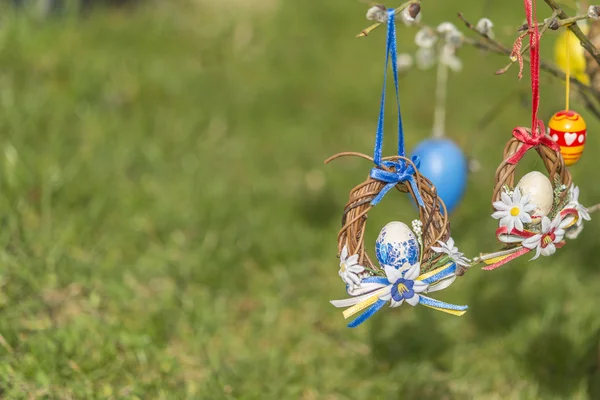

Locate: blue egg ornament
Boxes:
[410,138,468,214]
[375,221,420,269]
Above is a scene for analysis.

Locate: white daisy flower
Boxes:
[379,263,429,307]
[430,237,471,267]
[338,245,365,289]
[492,188,536,233]
[522,215,570,260]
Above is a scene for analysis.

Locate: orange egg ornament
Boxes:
[547,110,587,166]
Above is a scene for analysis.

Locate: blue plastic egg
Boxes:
[375,221,419,269]
[410,138,468,214]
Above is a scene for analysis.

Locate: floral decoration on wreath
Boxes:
[472,0,591,271]
[326,9,468,328]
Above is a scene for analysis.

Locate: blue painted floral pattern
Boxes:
[375,224,419,268]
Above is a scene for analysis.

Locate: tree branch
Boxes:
[458,13,600,105]
[543,0,600,66]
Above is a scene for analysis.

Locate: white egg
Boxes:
[515,171,554,220]
[375,221,420,269]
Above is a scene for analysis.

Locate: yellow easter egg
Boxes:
[554,27,590,85]
[548,110,587,166]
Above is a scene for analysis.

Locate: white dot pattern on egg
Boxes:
[375,222,419,269]
[515,171,554,218]
[578,134,585,143]
[552,134,559,142]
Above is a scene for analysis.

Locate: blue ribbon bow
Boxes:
[370,156,424,206]
[369,9,419,206]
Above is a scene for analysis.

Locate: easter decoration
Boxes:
[554,21,590,85]
[549,25,588,166]
[326,7,468,328]
[409,22,468,214]
[472,0,591,270]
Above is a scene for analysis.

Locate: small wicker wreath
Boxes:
[326,151,453,275]
[492,131,572,205]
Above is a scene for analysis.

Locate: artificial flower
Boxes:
[565,186,590,239]
[492,188,536,233]
[522,215,569,260]
[379,264,428,307]
[568,186,591,222]
[338,245,365,289]
[430,237,471,267]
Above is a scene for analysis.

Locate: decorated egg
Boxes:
[375,221,419,269]
[515,171,554,221]
[554,28,590,85]
[548,110,587,166]
[410,138,468,214]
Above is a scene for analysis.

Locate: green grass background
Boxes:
[0,0,599,398]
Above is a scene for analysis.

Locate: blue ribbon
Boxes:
[348,299,387,328]
[420,262,457,285]
[418,296,469,312]
[370,9,417,206]
[373,9,403,166]
[370,156,424,206]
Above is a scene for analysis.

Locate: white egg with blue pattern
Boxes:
[375,221,420,269]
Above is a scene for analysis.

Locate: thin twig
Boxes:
[588,203,600,213]
[495,11,558,75]
[458,13,600,104]
[544,0,600,66]
[457,12,510,54]
[518,14,590,31]
[579,90,600,119]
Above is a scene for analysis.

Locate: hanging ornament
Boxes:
[326,8,468,328]
[412,139,468,214]
[554,25,590,85]
[548,110,587,165]
[549,28,587,166]
[470,0,591,271]
[410,23,468,214]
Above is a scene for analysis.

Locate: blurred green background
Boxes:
[0,0,599,398]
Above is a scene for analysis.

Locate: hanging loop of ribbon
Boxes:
[372,8,404,167]
[506,120,560,165]
[369,8,422,207]
[370,156,425,206]
[505,0,556,166]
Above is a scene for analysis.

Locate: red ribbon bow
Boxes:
[506,119,561,165]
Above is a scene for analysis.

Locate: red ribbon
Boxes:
[506,0,558,165]
[506,120,561,165]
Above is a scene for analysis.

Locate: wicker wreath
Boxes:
[492,131,572,206]
[325,152,453,275]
